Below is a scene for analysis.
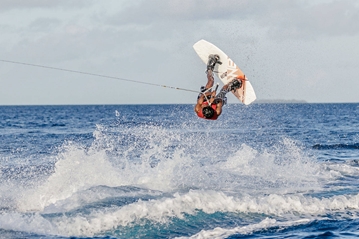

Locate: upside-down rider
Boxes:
[195,54,242,120]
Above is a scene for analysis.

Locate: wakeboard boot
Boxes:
[228,78,242,91]
[206,54,222,72]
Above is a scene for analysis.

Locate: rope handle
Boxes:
[202,83,219,106]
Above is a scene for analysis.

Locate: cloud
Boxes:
[262,0,359,39]
[28,18,62,32]
[0,0,94,11]
[107,0,256,25]
[1,0,358,104]
[107,0,359,39]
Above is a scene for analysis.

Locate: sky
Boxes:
[0,0,358,105]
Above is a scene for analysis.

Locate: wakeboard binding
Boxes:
[207,54,222,71]
[228,78,242,91]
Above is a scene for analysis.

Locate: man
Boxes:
[195,54,241,120]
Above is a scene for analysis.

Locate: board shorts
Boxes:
[197,86,227,105]
[215,88,228,105]
[197,86,212,100]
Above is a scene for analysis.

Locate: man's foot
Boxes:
[207,54,222,71]
[228,79,242,91]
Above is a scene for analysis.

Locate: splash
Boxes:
[17,142,123,211]
[15,123,329,212]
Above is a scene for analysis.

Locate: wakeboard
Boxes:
[193,39,256,105]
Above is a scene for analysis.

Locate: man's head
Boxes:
[202,106,215,119]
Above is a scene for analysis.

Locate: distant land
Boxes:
[254,99,307,104]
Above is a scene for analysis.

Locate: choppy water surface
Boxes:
[1,103,359,238]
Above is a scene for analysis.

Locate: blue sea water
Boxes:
[1,103,359,238]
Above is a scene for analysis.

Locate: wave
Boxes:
[3,190,359,237]
[177,218,311,239]
[49,191,359,236]
[313,143,359,150]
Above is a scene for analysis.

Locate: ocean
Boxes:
[1,103,359,238]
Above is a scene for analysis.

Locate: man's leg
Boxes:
[205,69,214,89]
[198,69,214,100]
[215,84,230,105]
[205,54,221,89]
[198,55,220,99]
[215,77,242,104]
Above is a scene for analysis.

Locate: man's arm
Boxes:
[215,101,223,116]
[195,95,205,113]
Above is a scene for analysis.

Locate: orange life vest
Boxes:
[197,101,218,120]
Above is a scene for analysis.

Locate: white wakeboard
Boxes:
[193,39,256,105]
